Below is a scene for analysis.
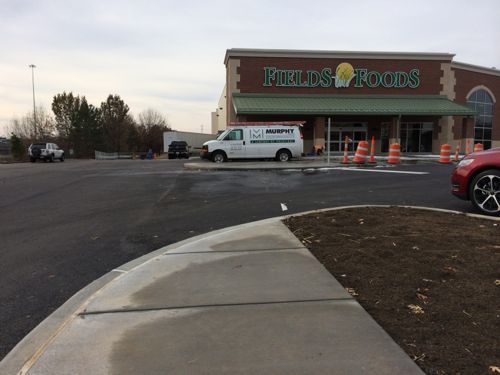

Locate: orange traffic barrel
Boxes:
[387,143,401,164]
[368,136,376,164]
[438,144,451,163]
[473,143,484,153]
[353,141,369,164]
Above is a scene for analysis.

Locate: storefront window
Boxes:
[467,89,494,149]
[325,123,367,152]
[400,122,433,153]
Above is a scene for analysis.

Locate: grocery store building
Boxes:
[212,49,500,153]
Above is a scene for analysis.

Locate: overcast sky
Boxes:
[1,0,499,136]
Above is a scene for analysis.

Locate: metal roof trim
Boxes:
[232,93,451,100]
[452,61,500,77]
[225,48,454,65]
[232,94,476,117]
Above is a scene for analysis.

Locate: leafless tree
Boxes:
[138,109,169,130]
[136,109,171,154]
[9,106,56,142]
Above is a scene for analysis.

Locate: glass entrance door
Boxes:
[380,123,389,153]
[326,123,367,152]
[400,123,433,153]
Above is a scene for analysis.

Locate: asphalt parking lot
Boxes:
[0,158,469,359]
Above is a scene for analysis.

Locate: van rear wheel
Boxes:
[276,149,292,162]
[212,151,226,163]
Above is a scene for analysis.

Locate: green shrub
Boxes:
[10,133,25,160]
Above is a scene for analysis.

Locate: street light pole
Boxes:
[29,64,37,140]
[327,117,331,164]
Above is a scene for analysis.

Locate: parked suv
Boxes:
[28,142,65,162]
[167,141,190,159]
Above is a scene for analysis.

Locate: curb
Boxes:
[0,271,122,375]
[2,205,497,374]
[184,160,448,171]
[282,204,500,222]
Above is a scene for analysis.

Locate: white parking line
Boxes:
[332,167,429,175]
[280,203,288,211]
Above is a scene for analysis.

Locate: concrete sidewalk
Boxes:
[184,154,453,171]
[1,218,424,374]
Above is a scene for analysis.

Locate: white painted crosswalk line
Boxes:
[332,167,429,175]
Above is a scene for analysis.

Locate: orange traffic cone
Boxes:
[341,136,349,164]
[353,141,369,164]
[454,143,460,162]
[387,143,401,164]
[438,144,451,163]
[368,136,376,164]
[473,143,484,153]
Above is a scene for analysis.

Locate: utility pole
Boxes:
[29,64,37,140]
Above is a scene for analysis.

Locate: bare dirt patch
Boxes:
[284,206,500,375]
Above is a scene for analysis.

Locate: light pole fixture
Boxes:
[29,64,36,139]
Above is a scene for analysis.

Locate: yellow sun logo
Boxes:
[335,63,355,87]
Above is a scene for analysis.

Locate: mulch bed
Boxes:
[284,206,500,375]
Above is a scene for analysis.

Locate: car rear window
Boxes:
[32,143,47,148]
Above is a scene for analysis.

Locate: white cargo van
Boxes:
[201,122,304,162]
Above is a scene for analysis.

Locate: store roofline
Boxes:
[452,61,500,76]
[232,93,453,99]
[224,48,455,65]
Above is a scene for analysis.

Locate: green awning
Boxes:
[233,93,476,116]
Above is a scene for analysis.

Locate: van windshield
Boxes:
[216,129,230,140]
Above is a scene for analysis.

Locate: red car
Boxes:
[451,147,500,216]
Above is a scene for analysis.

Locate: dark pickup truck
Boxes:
[168,141,190,159]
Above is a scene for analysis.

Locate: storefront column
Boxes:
[435,116,454,153]
[388,116,400,146]
[313,117,326,150]
[462,117,475,152]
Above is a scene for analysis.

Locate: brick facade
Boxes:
[222,49,500,152]
[452,66,500,144]
[237,57,446,96]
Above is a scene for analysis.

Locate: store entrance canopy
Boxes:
[232,93,476,116]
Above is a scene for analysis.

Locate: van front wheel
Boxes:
[276,149,292,162]
[212,151,226,163]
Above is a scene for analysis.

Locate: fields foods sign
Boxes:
[263,62,420,89]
